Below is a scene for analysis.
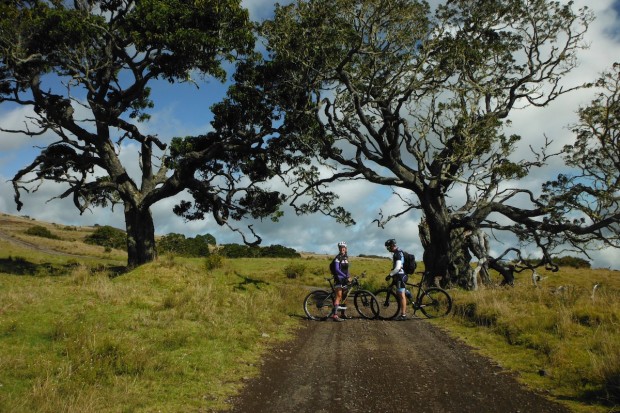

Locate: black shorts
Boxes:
[394,273,408,290]
[334,277,349,289]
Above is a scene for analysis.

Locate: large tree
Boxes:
[244,0,620,287]
[0,0,285,267]
[539,63,620,258]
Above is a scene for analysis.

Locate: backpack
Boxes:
[402,251,417,275]
[329,259,337,276]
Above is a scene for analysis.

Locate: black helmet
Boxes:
[384,239,396,248]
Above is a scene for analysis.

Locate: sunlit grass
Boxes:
[442,267,620,413]
[0,255,307,412]
[3,214,618,412]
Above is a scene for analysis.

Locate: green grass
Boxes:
[439,267,620,413]
[0,256,310,412]
[0,229,388,413]
[2,214,619,412]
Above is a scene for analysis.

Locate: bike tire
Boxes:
[374,288,400,320]
[353,290,380,319]
[303,290,334,320]
[418,287,452,318]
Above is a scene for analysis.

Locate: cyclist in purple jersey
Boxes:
[330,241,351,321]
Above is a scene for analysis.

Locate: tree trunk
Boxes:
[418,214,450,287]
[124,204,156,267]
[419,210,475,289]
[449,228,474,289]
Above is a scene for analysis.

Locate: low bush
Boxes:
[204,254,224,271]
[283,262,306,279]
[84,226,127,250]
[24,225,60,240]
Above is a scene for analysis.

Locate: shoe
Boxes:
[339,313,351,319]
[332,315,345,322]
[396,314,408,321]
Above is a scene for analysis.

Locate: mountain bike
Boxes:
[303,275,380,320]
[374,271,452,320]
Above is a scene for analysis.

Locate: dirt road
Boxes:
[222,317,569,413]
[0,226,85,257]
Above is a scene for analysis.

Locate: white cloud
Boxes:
[0,106,46,151]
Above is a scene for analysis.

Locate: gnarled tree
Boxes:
[248,0,619,287]
[0,0,285,267]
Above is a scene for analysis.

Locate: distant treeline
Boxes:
[525,256,591,269]
[79,226,300,258]
[217,243,300,259]
[158,233,300,258]
[358,254,390,260]
[24,224,589,266]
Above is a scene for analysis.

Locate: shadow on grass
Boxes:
[0,256,127,277]
[233,272,270,291]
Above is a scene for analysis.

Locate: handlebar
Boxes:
[324,275,360,286]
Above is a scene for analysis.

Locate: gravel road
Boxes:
[221,317,570,413]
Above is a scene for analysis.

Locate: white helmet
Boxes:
[337,241,347,248]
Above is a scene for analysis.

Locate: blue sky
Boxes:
[1,0,620,271]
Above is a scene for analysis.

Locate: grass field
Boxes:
[444,267,620,413]
[0,213,618,412]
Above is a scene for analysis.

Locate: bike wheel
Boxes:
[418,287,452,318]
[374,288,400,320]
[353,290,380,319]
[303,290,334,320]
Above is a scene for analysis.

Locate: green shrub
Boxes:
[283,262,306,279]
[204,254,224,271]
[554,256,591,268]
[259,244,301,258]
[522,255,591,269]
[219,243,301,258]
[219,243,261,258]
[24,225,60,240]
[157,233,214,257]
[84,225,127,250]
[158,233,187,255]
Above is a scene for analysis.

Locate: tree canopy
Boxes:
[228,0,619,287]
[0,0,288,267]
[157,233,215,257]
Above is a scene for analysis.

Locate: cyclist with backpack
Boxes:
[329,241,351,322]
[384,239,413,320]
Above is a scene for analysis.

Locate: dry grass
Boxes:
[442,267,620,413]
[0,213,126,263]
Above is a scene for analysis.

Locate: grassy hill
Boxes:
[0,213,618,412]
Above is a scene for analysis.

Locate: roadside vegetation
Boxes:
[0,214,618,412]
[443,268,620,413]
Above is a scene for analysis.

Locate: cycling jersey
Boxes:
[390,249,408,290]
[389,249,405,276]
[332,253,350,286]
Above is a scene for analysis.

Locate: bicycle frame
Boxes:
[375,272,452,319]
[303,276,379,320]
[325,277,353,304]
[388,278,426,316]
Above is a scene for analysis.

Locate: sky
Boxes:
[1,0,620,270]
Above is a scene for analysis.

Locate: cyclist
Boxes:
[385,238,408,320]
[330,241,351,322]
